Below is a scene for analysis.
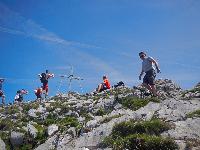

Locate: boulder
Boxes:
[10,131,24,147]
[27,123,38,138]
[34,135,58,150]
[48,124,58,136]
[28,109,37,118]
[0,138,6,150]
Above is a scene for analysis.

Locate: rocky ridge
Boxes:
[0,79,200,150]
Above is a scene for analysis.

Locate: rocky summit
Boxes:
[0,79,200,150]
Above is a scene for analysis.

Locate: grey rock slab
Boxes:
[27,123,38,138]
[156,99,200,121]
[0,138,6,150]
[57,134,72,150]
[10,131,24,147]
[28,109,37,118]
[161,118,200,139]
[48,124,58,136]
[175,140,186,150]
[34,135,58,150]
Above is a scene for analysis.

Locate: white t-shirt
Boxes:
[142,57,155,72]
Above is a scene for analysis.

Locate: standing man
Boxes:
[138,51,161,97]
[0,78,5,105]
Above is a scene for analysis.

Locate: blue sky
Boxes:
[0,0,200,103]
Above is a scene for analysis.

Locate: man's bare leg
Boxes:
[142,83,153,92]
[97,84,103,92]
[149,85,158,96]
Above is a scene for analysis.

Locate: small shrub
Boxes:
[123,134,178,150]
[35,124,48,144]
[95,108,107,116]
[186,109,200,118]
[100,119,177,150]
[112,119,171,137]
[43,113,58,126]
[101,114,123,124]
[119,96,160,111]
[59,116,79,128]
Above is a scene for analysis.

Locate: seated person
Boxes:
[97,75,111,92]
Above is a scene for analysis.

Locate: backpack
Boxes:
[40,73,48,84]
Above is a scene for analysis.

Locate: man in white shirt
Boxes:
[138,52,161,97]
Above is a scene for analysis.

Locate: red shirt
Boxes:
[104,79,111,89]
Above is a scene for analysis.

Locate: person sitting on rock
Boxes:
[14,89,28,103]
[97,75,111,93]
[0,78,5,105]
[138,51,161,97]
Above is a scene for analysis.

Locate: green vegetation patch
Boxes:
[101,114,123,124]
[112,119,171,137]
[95,107,112,116]
[186,109,200,118]
[118,96,160,111]
[102,134,178,150]
[100,119,177,150]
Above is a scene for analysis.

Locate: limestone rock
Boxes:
[48,124,58,136]
[0,138,6,150]
[10,131,24,147]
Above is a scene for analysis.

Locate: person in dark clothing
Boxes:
[14,89,28,103]
[38,70,54,98]
[0,78,5,105]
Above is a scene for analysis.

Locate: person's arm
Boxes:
[139,70,144,80]
[149,57,161,73]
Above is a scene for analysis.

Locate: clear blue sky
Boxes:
[0,0,200,103]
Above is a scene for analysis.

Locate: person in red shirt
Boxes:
[97,75,111,92]
[34,87,43,99]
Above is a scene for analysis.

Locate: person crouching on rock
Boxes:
[138,51,161,97]
[34,87,43,101]
[14,89,28,104]
[97,75,111,93]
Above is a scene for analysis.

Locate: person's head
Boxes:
[46,70,49,73]
[103,75,107,80]
[139,51,146,60]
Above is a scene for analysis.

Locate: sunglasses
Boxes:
[139,55,144,58]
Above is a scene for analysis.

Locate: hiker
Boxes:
[138,51,161,97]
[38,70,54,97]
[14,89,28,103]
[0,78,5,105]
[34,87,43,100]
[97,75,111,92]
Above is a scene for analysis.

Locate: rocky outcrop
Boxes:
[0,79,200,149]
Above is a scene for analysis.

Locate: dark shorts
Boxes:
[35,93,42,99]
[0,90,4,97]
[143,69,156,85]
